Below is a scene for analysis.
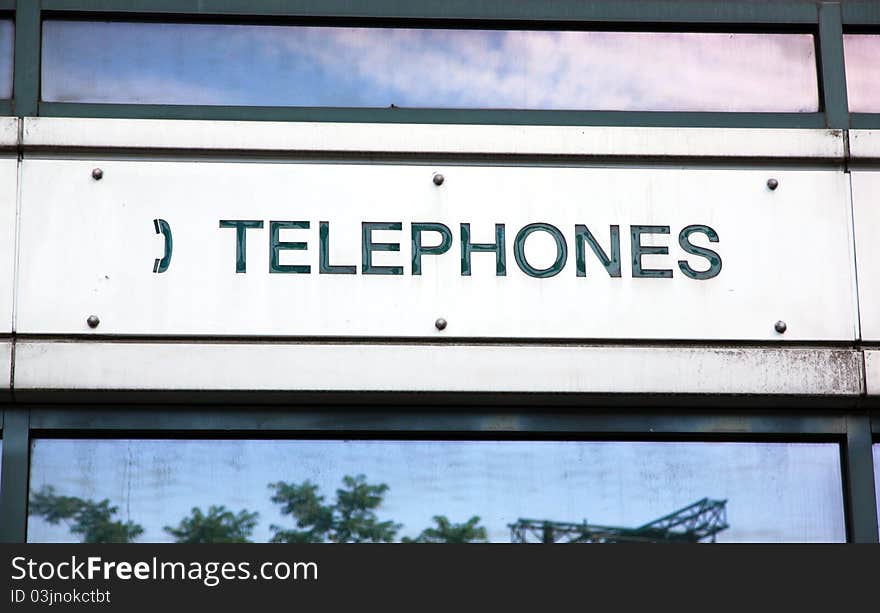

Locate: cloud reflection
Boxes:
[43,21,819,112]
[844,35,880,113]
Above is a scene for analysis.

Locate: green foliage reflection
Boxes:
[29,475,488,544]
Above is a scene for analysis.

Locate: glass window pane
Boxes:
[844,34,880,112]
[42,21,819,112]
[0,21,13,99]
[28,439,844,543]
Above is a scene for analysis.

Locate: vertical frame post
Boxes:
[0,407,29,542]
[13,0,40,116]
[818,2,849,129]
[844,414,879,543]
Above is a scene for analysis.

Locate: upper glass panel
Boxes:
[27,439,845,543]
[0,20,13,99]
[844,34,880,112]
[41,21,820,112]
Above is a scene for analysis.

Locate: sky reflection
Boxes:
[27,439,846,543]
[42,21,819,111]
[0,21,12,99]
[844,35,880,112]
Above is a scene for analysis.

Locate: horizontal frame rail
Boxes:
[7,0,874,128]
[1,406,876,544]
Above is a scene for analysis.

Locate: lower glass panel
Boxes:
[27,439,845,543]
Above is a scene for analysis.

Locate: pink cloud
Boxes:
[844,35,880,112]
[267,28,819,111]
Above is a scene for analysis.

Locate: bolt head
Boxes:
[92,168,104,180]
[767,178,779,191]
[432,173,445,186]
[435,318,447,331]
[774,320,787,334]
[87,315,100,328]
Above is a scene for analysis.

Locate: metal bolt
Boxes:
[432,173,445,186]
[435,318,447,331]
[87,315,100,328]
[92,168,104,180]
[774,320,787,334]
[766,178,779,191]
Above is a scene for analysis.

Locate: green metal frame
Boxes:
[1,405,878,544]
[842,6,880,129]
[0,0,870,125]
[3,0,875,128]
[0,0,878,545]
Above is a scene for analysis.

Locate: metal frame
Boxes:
[0,1,865,125]
[1,406,878,544]
[0,0,877,545]
[842,7,880,129]
[1,0,871,128]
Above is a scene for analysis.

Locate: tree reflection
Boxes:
[402,516,488,543]
[29,485,144,543]
[28,475,489,544]
[269,474,400,543]
[164,506,259,543]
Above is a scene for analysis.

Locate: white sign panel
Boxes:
[0,156,16,333]
[17,160,856,340]
[852,171,880,341]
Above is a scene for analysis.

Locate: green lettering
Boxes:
[460,223,506,276]
[319,221,356,274]
[362,222,403,275]
[411,223,452,275]
[270,221,310,274]
[513,223,567,278]
[678,225,722,280]
[575,225,620,277]
[219,220,264,273]
[631,225,672,278]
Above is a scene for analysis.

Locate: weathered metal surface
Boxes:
[0,340,11,389]
[861,351,880,396]
[0,156,15,334]
[0,117,18,147]
[851,171,880,340]
[16,160,857,340]
[850,130,880,159]
[13,342,863,395]
[22,118,844,158]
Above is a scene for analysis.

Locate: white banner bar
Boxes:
[23,118,844,159]
[13,342,863,395]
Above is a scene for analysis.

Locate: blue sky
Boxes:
[41,21,821,111]
[0,20,12,99]
[26,439,849,543]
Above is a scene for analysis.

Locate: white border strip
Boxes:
[0,339,11,389]
[0,117,18,149]
[861,350,880,395]
[23,118,844,159]
[13,342,862,395]
[850,130,880,160]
